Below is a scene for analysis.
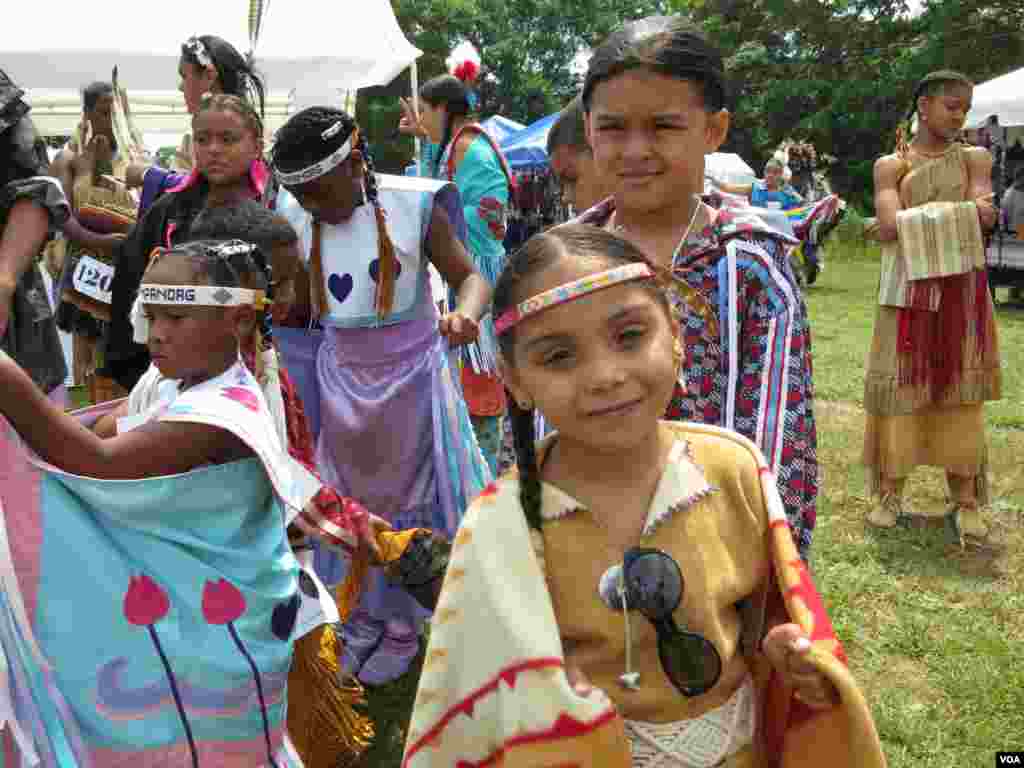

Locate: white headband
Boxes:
[130,284,268,343]
[274,135,353,186]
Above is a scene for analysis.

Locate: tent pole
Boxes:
[411,60,421,176]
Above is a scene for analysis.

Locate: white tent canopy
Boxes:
[2,0,420,109]
[705,152,757,185]
[966,67,1024,128]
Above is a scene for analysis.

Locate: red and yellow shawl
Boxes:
[402,423,886,767]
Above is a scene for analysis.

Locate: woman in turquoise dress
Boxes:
[399,63,513,475]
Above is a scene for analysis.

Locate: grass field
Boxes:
[806,241,1023,767]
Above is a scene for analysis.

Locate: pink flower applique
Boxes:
[221,386,260,412]
[477,197,507,240]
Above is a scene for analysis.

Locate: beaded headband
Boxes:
[274,126,358,186]
[130,285,269,343]
[183,37,214,70]
[137,284,268,307]
[494,262,656,335]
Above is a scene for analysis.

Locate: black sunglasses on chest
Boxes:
[609,546,723,698]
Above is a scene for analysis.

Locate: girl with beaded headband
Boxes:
[268,107,492,712]
[862,70,1000,544]
[0,238,326,766]
[399,47,515,476]
[104,233,428,768]
[572,16,819,559]
[404,224,885,767]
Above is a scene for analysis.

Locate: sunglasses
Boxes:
[613,547,722,697]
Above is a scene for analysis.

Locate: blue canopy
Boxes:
[479,115,527,144]
[499,113,560,170]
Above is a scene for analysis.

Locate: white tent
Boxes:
[966,67,1024,128]
[705,152,757,185]
[2,0,421,135]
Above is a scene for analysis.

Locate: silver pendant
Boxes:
[598,564,624,610]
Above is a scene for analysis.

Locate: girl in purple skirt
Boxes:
[269,107,492,687]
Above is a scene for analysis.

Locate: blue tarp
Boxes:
[499,113,559,170]
[479,115,527,144]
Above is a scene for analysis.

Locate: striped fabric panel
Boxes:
[879,202,983,309]
[897,201,985,281]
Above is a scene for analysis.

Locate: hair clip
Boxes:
[321,120,345,140]
[214,241,258,258]
[184,36,214,70]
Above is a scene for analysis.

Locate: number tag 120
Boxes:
[72,255,115,304]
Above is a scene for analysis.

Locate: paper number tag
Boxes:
[72,255,115,304]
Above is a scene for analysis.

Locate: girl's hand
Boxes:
[565,664,614,707]
[398,97,428,138]
[362,514,393,567]
[439,311,479,347]
[763,623,839,710]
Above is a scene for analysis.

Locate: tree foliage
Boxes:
[362,0,1024,209]
[683,0,1024,209]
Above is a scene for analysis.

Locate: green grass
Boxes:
[806,241,1024,767]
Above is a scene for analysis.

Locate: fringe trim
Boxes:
[864,438,991,505]
[461,314,500,375]
[975,446,990,506]
[863,367,1001,417]
[866,451,989,505]
[287,624,374,768]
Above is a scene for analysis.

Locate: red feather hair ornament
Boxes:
[452,60,480,85]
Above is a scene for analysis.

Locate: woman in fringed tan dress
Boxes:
[864,70,1001,544]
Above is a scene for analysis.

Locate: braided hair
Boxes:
[181,35,266,119]
[271,107,399,315]
[194,93,264,142]
[420,75,473,177]
[494,224,675,534]
[151,238,269,292]
[190,200,296,375]
[894,70,973,158]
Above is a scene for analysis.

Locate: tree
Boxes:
[362,0,1024,209]
[681,0,1024,210]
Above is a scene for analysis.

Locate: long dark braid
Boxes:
[509,400,543,532]
[271,106,399,315]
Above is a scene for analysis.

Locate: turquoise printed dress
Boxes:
[0,361,322,766]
